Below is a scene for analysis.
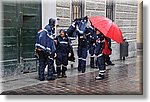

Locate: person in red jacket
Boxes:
[104,38,115,66]
[102,38,112,57]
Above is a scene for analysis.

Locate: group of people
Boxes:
[35,17,114,81]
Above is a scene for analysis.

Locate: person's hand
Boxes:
[68,53,71,57]
[54,53,57,58]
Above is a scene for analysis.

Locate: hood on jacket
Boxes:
[44,24,52,33]
[49,18,56,28]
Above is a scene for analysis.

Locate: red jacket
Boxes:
[102,39,112,55]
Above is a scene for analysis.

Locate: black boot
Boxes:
[78,65,81,72]
[90,57,97,68]
[57,66,62,78]
[47,76,56,81]
[106,55,115,66]
[81,65,86,73]
[95,74,105,80]
[62,66,67,78]
[47,64,56,81]
[62,72,67,78]
[52,65,57,74]
[106,61,115,66]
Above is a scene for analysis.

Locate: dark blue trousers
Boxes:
[56,53,68,75]
[77,47,87,73]
[38,51,54,81]
[56,53,68,66]
[89,45,96,68]
[97,54,106,75]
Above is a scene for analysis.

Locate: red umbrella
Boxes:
[89,16,123,43]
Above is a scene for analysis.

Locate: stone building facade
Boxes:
[115,0,138,60]
[0,0,139,77]
[55,0,138,67]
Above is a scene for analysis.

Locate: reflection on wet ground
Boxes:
[1,55,142,95]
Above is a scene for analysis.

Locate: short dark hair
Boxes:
[95,28,100,32]
[59,29,66,34]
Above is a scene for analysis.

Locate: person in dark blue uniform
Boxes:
[86,27,97,68]
[76,17,88,73]
[77,33,88,73]
[94,29,106,80]
[54,29,72,78]
[89,35,97,68]
[35,18,56,81]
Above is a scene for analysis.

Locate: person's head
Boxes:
[49,18,56,28]
[59,29,66,37]
[95,28,101,34]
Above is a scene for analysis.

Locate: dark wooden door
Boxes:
[19,3,42,73]
[2,2,41,77]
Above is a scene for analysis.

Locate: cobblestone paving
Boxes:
[1,56,142,95]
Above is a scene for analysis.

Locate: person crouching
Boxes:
[54,29,72,78]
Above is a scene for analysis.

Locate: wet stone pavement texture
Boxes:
[1,55,142,95]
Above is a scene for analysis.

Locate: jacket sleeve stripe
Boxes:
[35,43,46,50]
[47,34,54,39]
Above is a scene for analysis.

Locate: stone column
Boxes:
[0,0,3,79]
[137,0,143,50]
[42,0,56,29]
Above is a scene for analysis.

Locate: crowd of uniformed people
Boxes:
[35,17,115,81]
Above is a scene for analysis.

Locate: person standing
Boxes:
[35,18,56,81]
[94,29,106,80]
[77,33,88,73]
[105,37,115,66]
[76,17,88,73]
[86,27,97,68]
[54,29,72,78]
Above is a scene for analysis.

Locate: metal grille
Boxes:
[71,0,85,46]
[106,0,115,21]
[71,0,85,21]
[106,0,115,47]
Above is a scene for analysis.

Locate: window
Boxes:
[70,0,85,46]
[106,0,115,21]
[106,0,116,46]
[71,0,85,22]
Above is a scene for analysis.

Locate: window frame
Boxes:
[71,0,85,22]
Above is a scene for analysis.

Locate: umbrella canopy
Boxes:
[89,16,123,43]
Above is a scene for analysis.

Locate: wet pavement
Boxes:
[1,54,143,95]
